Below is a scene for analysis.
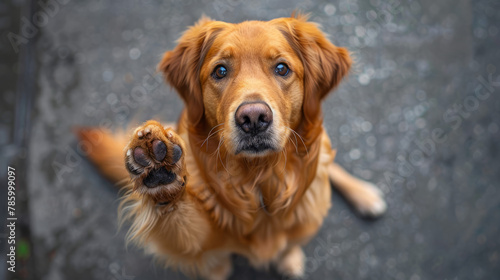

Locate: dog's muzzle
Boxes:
[234,101,276,154]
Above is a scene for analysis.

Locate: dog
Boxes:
[77,13,386,280]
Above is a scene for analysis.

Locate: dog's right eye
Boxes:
[212,65,227,79]
[275,63,290,76]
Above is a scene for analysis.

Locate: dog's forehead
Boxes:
[211,21,293,58]
[233,20,279,38]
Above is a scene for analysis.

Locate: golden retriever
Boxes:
[77,13,386,280]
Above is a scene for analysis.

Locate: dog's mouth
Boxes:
[234,133,278,155]
[230,101,281,156]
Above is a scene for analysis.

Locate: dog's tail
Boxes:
[74,127,130,186]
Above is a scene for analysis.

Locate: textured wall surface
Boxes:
[2,0,500,279]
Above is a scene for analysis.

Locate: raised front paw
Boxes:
[125,120,186,203]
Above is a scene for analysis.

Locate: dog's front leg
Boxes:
[122,120,231,279]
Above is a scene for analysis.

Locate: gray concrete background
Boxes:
[1,0,500,279]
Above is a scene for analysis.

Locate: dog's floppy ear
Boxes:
[276,13,352,128]
[158,17,224,126]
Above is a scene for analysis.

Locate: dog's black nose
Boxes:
[235,102,273,134]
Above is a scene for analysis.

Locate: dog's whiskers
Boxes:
[287,134,299,155]
[286,127,308,156]
[281,147,287,174]
[216,134,231,175]
[201,123,225,151]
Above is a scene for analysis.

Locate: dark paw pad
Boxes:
[143,168,176,188]
[133,147,150,167]
[152,140,167,161]
[172,144,182,164]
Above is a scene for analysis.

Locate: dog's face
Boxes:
[199,21,305,156]
[160,15,351,157]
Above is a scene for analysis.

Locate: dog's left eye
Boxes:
[275,63,290,76]
[213,65,227,79]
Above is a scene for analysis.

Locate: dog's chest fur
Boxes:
[180,128,334,261]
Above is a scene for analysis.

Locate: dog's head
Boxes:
[159,14,351,157]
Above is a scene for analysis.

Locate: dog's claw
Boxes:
[125,161,142,175]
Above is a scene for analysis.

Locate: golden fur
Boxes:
[77,13,386,279]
